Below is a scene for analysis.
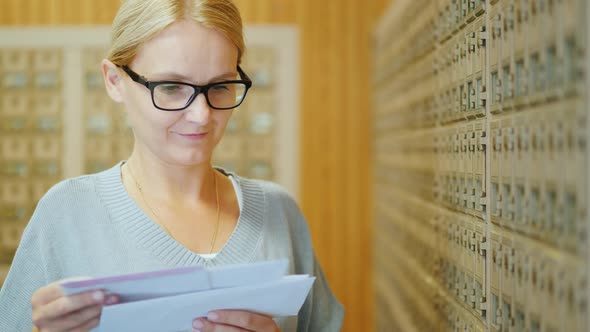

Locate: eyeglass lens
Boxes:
[153,82,247,110]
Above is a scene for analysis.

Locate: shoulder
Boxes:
[257,179,297,203]
[233,175,302,215]
[231,175,313,245]
[43,174,96,199]
[31,165,119,227]
[40,162,121,205]
[39,173,101,208]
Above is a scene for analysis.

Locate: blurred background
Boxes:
[1,0,589,331]
[0,1,385,331]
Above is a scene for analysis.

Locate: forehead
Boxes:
[131,20,238,81]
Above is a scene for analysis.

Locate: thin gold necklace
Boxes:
[125,164,220,254]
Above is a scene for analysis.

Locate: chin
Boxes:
[166,152,212,167]
[146,142,214,167]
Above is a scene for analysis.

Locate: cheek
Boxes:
[125,91,179,130]
[213,113,232,134]
[122,82,149,109]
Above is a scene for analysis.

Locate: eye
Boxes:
[211,84,231,92]
[158,84,184,94]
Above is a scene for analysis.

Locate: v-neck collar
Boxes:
[96,161,265,267]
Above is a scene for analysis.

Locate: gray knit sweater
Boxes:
[0,162,343,331]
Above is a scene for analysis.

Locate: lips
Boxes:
[173,130,208,135]
[174,131,209,140]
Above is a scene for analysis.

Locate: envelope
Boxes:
[61,260,289,302]
[96,275,315,332]
[60,260,315,332]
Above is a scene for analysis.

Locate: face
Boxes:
[107,20,239,167]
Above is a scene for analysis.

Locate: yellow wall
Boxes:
[0,1,389,330]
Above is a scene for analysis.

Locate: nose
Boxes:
[183,93,211,125]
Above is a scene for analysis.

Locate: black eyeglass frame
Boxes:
[119,65,253,111]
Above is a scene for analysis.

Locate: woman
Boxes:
[0,0,343,331]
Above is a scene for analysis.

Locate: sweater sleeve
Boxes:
[264,182,345,331]
[301,254,345,332]
[0,196,53,331]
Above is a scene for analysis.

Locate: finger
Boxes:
[53,293,117,331]
[65,315,101,332]
[31,284,65,310]
[193,318,247,332]
[205,310,277,331]
[47,303,103,332]
[103,294,120,306]
[31,277,93,309]
[34,290,105,327]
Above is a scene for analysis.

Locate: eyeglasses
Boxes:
[119,65,252,111]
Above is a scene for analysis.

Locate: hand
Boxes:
[192,310,281,332]
[31,278,119,332]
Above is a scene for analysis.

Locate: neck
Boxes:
[124,149,216,204]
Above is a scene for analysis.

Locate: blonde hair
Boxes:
[107,0,245,66]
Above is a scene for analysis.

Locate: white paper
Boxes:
[61,260,289,303]
[60,261,314,332]
[96,275,315,332]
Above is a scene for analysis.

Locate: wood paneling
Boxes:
[294,1,387,330]
[0,0,121,24]
[0,1,389,331]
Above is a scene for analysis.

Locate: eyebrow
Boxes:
[148,71,237,83]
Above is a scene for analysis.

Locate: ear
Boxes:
[101,59,124,103]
